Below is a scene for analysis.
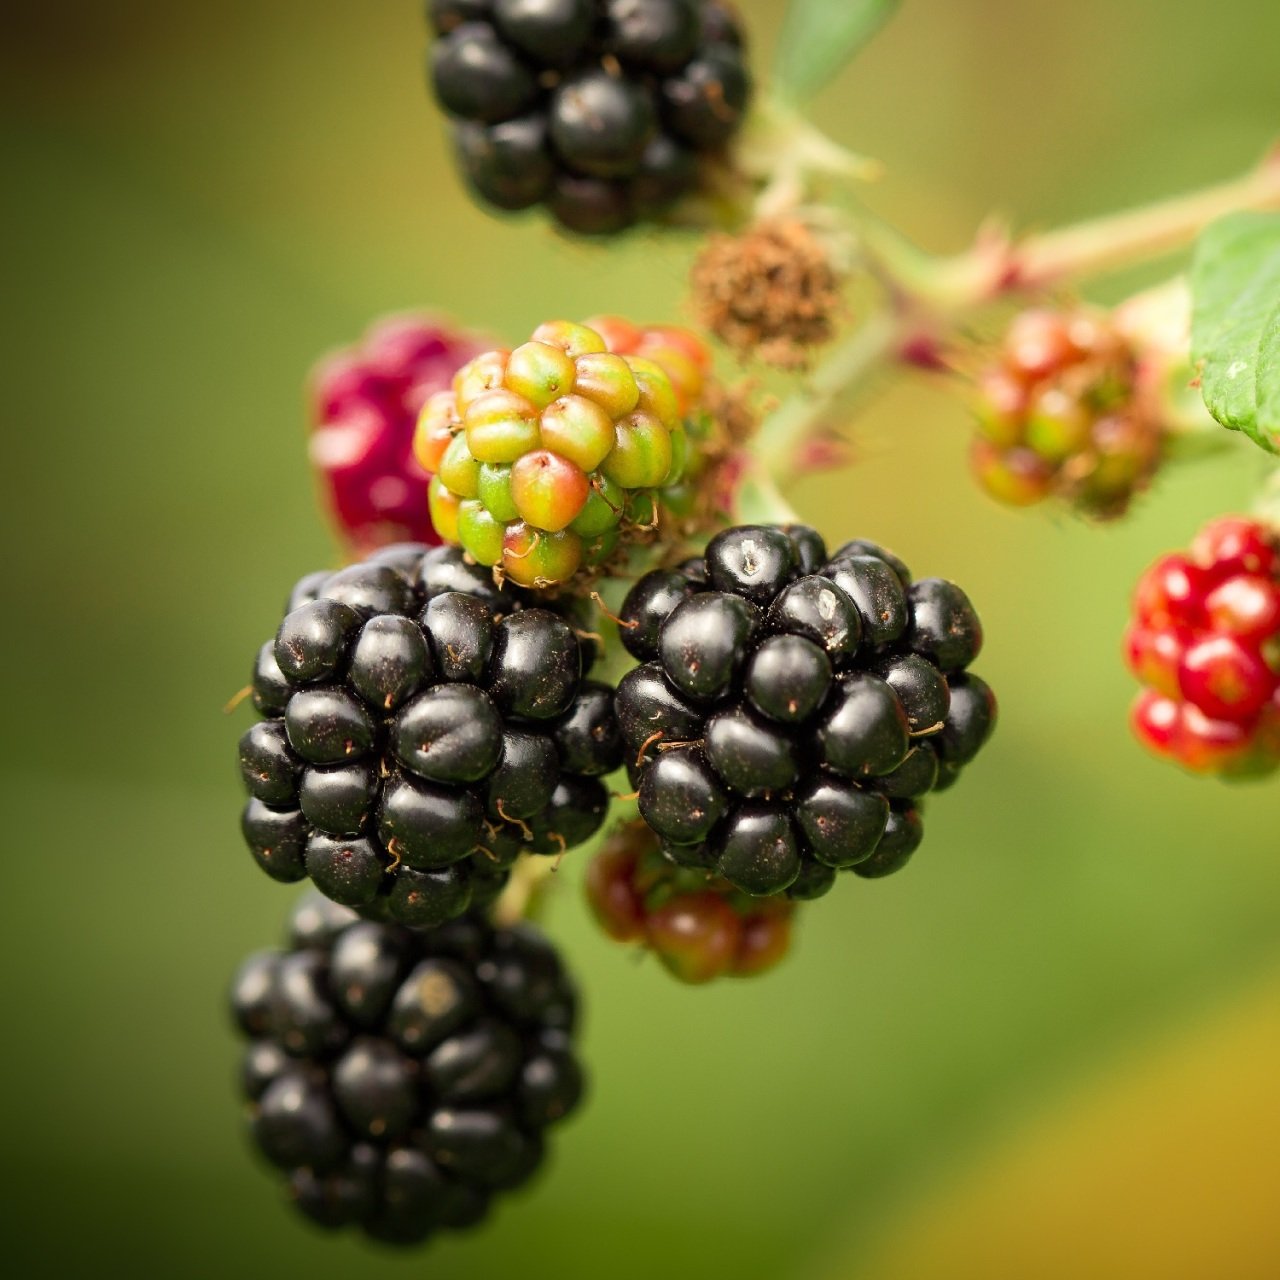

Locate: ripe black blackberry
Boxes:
[238,544,619,928]
[615,525,997,896]
[427,1,752,235]
[231,891,584,1246]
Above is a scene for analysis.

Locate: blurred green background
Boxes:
[3,1,1278,1276]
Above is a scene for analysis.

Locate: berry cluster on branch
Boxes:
[224,0,1280,1251]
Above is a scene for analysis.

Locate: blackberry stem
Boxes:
[751,145,1280,482]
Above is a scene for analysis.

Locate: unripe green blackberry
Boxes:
[230,892,584,1246]
[414,320,690,586]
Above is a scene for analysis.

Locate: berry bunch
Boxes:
[971,307,1161,518]
[239,544,618,927]
[615,524,997,897]
[427,0,752,234]
[310,316,486,555]
[231,892,583,1245]
[413,319,688,585]
[585,821,792,983]
[1126,515,1280,776]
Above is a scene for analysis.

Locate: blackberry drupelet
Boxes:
[231,891,584,1246]
[615,524,997,896]
[238,545,619,926]
[426,1,752,234]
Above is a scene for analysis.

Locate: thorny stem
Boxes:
[753,144,1280,481]
[915,147,1280,308]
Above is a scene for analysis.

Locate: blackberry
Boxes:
[230,891,584,1246]
[309,315,487,557]
[426,0,752,234]
[238,545,619,926]
[616,524,996,896]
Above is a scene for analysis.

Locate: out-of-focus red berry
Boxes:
[1126,515,1280,778]
[582,825,798,984]
[1177,635,1273,721]
[1133,555,1207,628]
[1205,575,1280,644]
[647,892,742,985]
[970,305,1157,518]
[1192,516,1280,579]
[309,314,487,555]
[733,907,793,977]
[1124,624,1189,700]
[585,846,647,943]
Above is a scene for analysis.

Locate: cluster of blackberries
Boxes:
[427,1,752,234]
[239,543,620,928]
[232,892,583,1245]
[1127,515,1280,777]
[616,524,997,897]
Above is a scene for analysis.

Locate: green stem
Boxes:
[752,309,903,480]
[736,465,805,525]
[752,147,1280,485]
[869,149,1280,310]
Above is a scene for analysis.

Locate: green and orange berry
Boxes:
[971,307,1162,519]
[413,318,691,585]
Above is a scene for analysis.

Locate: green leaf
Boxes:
[774,0,899,104]
[1189,211,1280,454]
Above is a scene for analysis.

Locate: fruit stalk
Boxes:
[751,148,1280,485]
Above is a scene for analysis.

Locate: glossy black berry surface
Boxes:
[616,524,996,896]
[231,892,584,1247]
[236,545,617,926]
[425,0,752,233]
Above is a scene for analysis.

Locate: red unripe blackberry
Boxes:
[583,822,797,983]
[231,892,584,1245]
[970,306,1161,518]
[617,525,996,899]
[426,1,752,234]
[309,316,488,556]
[1125,515,1280,778]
